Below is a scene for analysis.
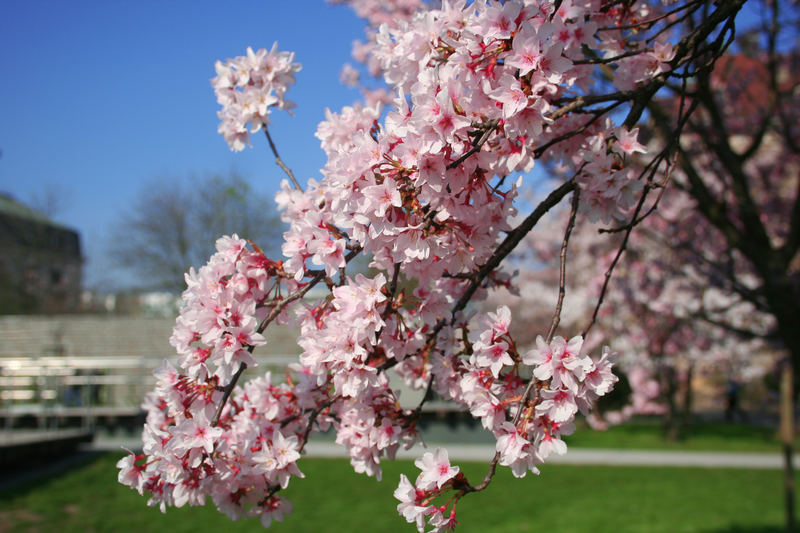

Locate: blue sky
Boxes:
[0,2,781,292]
[0,1,368,289]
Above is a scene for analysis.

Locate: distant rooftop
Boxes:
[0,192,71,230]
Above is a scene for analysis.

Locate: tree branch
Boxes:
[447,180,577,328]
[546,188,580,342]
[264,125,304,192]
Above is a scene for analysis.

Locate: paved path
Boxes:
[93,436,795,470]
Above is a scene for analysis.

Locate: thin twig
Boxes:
[445,180,577,329]
[546,188,580,343]
[297,395,341,454]
[264,126,304,192]
[581,188,651,339]
[462,452,501,493]
[381,263,402,321]
[409,374,436,419]
[596,1,701,32]
[369,262,403,363]
[447,120,500,170]
[211,362,249,426]
[503,192,582,439]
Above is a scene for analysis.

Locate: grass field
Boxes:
[415,418,786,453]
[0,451,793,533]
[563,419,787,452]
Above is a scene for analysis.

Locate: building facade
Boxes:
[0,193,82,314]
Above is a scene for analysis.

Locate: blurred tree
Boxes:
[109,171,283,292]
[27,183,71,220]
[542,2,800,434]
[487,4,800,527]
[642,5,800,528]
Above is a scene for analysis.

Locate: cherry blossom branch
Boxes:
[212,361,249,426]
[570,74,700,340]
[399,184,582,498]
[379,180,578,375]
[598,167,672,235]
[509,190,584,433]
[297,394,341,454]
[447,119,500,170]
[263,126,304,192]
[598,65,695,234]
[565,0,744,139]
[212,247,363,426]
[409,374,435,420]
[581,184,654,339]
[446,180,578,328]
[546,188,580,342]
[381,262,402,320]
[596,1,702,32]
[554,0,734,122]
[598,104,697,234]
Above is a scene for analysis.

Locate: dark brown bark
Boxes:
[680,364,694,435]
[663,365,681,442]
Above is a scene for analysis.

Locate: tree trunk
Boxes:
[663,366,681,441]
[679,364,694,434]
[780,359,796,533]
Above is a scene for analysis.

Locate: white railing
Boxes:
[0,354,298,428]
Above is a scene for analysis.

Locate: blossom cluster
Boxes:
[118,361,316,527]
[326,0,675,228]
[212,44,301,151]
[170,235,280,383]
[395,309,617,531]
[577,125,648,223]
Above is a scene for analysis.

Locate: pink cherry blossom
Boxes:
[212,44,301,151]
[414,447,460,490]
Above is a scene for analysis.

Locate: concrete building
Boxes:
[0,193,82,314]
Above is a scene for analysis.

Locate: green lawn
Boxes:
[0,452,792,533]
[417,418,787,453]
[563,419,788,453]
